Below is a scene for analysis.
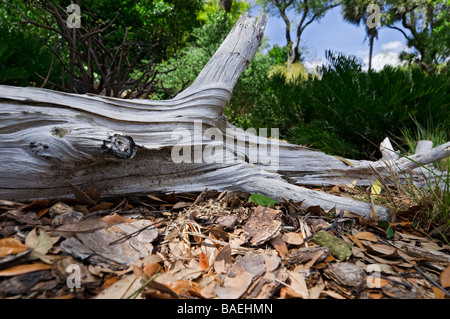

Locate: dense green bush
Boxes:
[228,51,449,160]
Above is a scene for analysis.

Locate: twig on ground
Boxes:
[303,211,344,242]
[383,240,450,297]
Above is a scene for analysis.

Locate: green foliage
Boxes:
[256,0,340,62]
[268,62,309,83]
[1,0,203,90]
[229,50,449,160]
[0,25,59,86]
[288,52,449,159]
[248,193,278,207]
[80,0,203,59]
[198,0,250,24]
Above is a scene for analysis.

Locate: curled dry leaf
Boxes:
[0,238,28,257]
[440,264,450,288]
[354,231,378,242]
[0,262,52,276]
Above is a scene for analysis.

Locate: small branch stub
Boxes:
[102,134,137,159]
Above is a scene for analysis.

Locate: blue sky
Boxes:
[249,2,411,71]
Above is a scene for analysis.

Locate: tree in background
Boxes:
[379,0,449,72]
[155,0,251,99]
[0,0,204,95]
[341,0,379,71]
[257,0,341,63]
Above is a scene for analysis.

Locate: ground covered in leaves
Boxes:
[1,185,449,299]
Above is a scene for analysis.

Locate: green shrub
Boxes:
[0,24,60,87]
[231,50,449,159]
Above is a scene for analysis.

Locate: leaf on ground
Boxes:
[68,183,97,206]
[248,194,277,207]
[172,202,193,210]
[54,218,108,237]
[60,220,158,270]
[281,232,304,246]
[286,270,309,299]
[354,231,378,242]
[371,179,382,195]
[143,262,162,279]
[348,234,365,249]
[25,228,55,256]
[167,280,203,298]
[378,221,395,239]
[440,264,450,288]
[94,274,142,299]
[243,206,281,246]
[213,245,232,274]
[214,252,266,299]
[0,262,52,276]
[198,251,210,271]
[287,246,330,265]
[269,235,288,258]
[100,213,134,225]
[0,238,28,257]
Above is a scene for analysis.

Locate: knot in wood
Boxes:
[102,134,136,159]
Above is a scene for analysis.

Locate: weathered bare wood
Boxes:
[3,13,445,221]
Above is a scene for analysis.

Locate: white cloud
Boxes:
[380,41,405,52]
[361,41,411,71]
[303,59,326,73]
[365,51,404,71]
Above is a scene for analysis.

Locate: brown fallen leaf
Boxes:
[167,280,203,298]
[281,232,304,246]
[69,182,97,206]
[198,251,210,271]
[0,262,52,276]
[0,238,29,257]
[94,274,142,299]
[54,218,108,237]
[88,202,114,213]
[354,231,378,242]
[214,252,265,299]
[100,213,134,225]
[287,270,309,299]
[22,199,52,212]
[432,286,447,299]
[213,245,232,274]
[348,234,365,249]
[440,264,450,288]
[269,235,288,258]
[143,262,163,279]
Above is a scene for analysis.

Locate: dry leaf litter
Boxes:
[0,185,449,299]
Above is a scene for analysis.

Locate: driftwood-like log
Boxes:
[1,14,448,220]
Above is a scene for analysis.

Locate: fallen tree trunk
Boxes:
[0,14,448,221]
